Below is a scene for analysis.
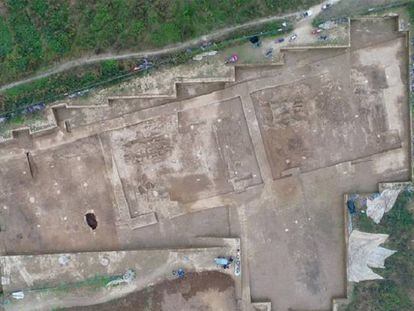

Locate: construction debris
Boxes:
[366,189,401,224]
[318,20,337,30]
[348,230,396,282]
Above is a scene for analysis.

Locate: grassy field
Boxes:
[0,0,319,86]
[345,190,414,311]
[0,58,136,113]
[409,1,414,24]
[0,18,291,117]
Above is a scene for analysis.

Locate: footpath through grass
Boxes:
[0,0,319,86]
[0,19,292,120]
[0,0,318,119]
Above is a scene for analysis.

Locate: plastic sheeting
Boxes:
[348,230,396,283]
[192,50,218,61]
[366,189,401,224]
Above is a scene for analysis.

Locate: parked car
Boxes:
[322,3,332,10]
[312,28,322,35]
[302,10,312,17]
[225,53,239,64]
[275,38,285,43]
[289,34,298,42]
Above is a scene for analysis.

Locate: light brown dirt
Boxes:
[0,15,410,311]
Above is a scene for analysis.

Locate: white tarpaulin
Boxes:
[348,230,396,283]
[192,50,218,61]
[366,189,401,224]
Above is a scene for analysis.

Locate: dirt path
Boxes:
[0,1,336,92]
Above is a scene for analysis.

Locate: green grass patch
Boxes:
[346,190,414,310]
[408,1,414,21]
[32,274,122,295]
[346,280,413,311]
[0,58,137,114]
[52,274,118,292]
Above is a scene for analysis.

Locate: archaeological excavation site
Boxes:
[0,11,413,311]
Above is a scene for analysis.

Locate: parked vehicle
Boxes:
[312,28,322,35]
[302,10,312,17]
[289,34,298,42]
[275,38,285,43]
[322,3,332,10]
[225,53,239,64]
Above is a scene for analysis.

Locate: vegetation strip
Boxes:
[0,20,292,121]
[0,0,319,86]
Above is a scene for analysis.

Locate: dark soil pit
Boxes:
[85,213,98,230]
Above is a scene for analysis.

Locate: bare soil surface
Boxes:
[63,271,235,311]
[0,15,410,311]
[0,136,120,254]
